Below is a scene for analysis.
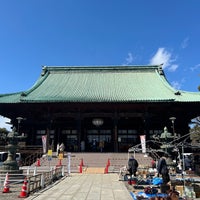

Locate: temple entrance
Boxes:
[85,129,113,152]
[61,129,78,152]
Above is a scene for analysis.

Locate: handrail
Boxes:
[148,148,160,160]
[0,166,64,196]
[27,166,63,194]
[23,150,43,166]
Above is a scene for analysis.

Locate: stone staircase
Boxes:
[83,167,105,174]
[32,152,152,174]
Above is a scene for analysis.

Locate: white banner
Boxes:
[140,135,146,153]
[42,135,47,154]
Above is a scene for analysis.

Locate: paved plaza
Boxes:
[26,173,132,200]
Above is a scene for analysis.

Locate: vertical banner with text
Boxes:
[42,135,47,154]
[140,135,146,154]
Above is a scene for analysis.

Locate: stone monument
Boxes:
[159,126,176,166]
[0,127,26,174]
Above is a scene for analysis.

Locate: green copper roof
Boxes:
[0,65,200,103]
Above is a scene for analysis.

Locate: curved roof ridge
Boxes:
[155,69,176,92]
[0,91,22,97]
[21,68,49,97]
[176,89,200,94]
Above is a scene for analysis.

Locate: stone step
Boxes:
[83,167,105,174]
[31,152,152,173]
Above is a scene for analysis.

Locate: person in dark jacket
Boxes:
[157,154,170,184]
[128,155,139,177]
[184,155,192,170]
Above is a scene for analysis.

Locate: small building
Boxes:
[0,65,200,152]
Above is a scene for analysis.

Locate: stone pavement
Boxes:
[26,173,133,200]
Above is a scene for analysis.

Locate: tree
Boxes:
[189,117,200,145]
[0,127,9,134]
[0,127,9,145]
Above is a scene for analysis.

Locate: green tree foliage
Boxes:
[0,127,9,134]
[0,128,9,145]
[189,117,200,145]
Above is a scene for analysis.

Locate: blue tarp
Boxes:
[152,177,163,185]
[136,192,168,199]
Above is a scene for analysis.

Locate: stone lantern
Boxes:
[0,127,26,174]
[160,127,175,166]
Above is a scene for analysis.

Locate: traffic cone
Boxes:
[107,159,110,167]
[18,177,28,198]
[104,164,108,174]
[80,158,84,166]
[79,164,82,173]
[79,159,83,173]
[35,158,40,167]
[2,173,10,193]
[56,159,62,167]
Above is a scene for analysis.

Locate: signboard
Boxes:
[48,150,52,156]
[58,153,63,160]
[47,150,52,161]
[47,155,52,161]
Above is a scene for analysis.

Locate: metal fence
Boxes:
[0,166,65,197]
[27,166,64,194]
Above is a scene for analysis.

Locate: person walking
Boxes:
[128,155,138,177]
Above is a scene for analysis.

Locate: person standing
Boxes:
[184,155,192,170]
[151,158,156,168]
[99,140,104,152]
[128,155,138,177]
[59,143,65,156]
[80,140,85,152]
[157,153,170,184]
[56,143,60,156]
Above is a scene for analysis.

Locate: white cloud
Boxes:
[190,64,200,71]
[149,48,178,71]
[149,48,170,68]
[168,64,178,72]
[123,52,134,65]
[181,37,189,49]
[171,81,182,90]
[0,116,12,131]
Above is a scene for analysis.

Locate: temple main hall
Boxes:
[0,65,199,152]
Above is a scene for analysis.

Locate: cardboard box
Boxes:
[176,185,184,197]
[196,191,200,198]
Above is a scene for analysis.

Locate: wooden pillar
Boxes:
[143,112,150,141]
[76,113,82,152]
[46,127,50,153]
[113,113,118,152]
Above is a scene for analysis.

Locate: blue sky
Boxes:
[0,1,200,129]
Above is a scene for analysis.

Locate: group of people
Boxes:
[128,153,193,185]
[127,154,170,184]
